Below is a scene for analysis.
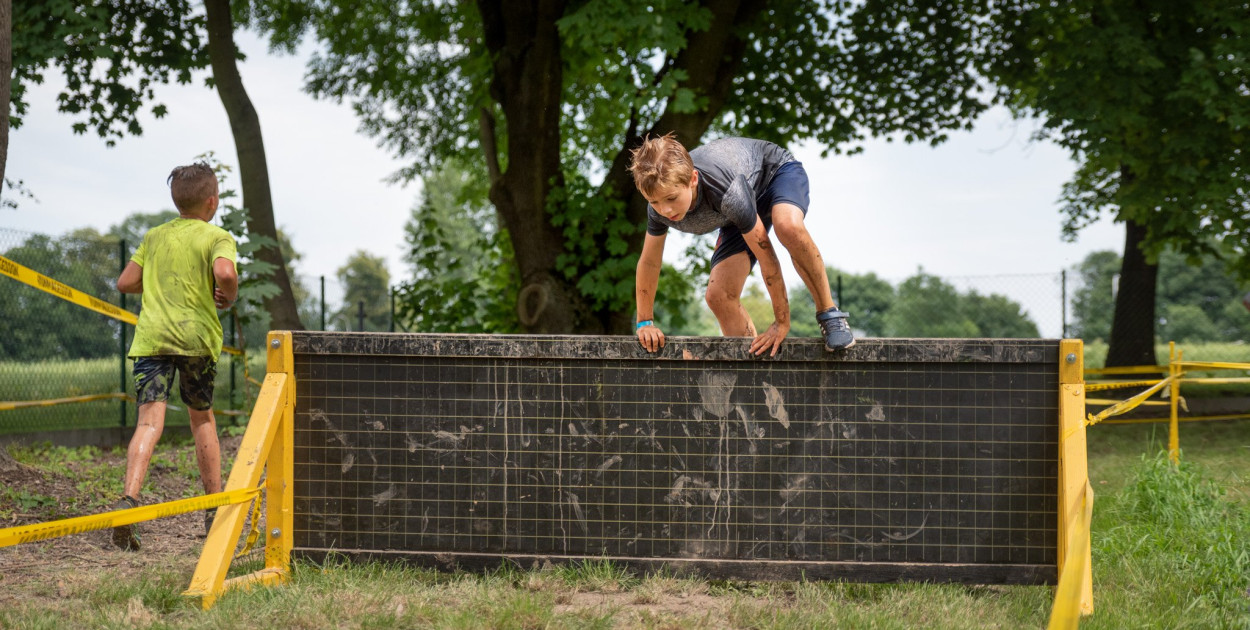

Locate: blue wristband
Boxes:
[636,320,654,330]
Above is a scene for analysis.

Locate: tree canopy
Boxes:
[987,0,1250,364]
[246,0,993,333]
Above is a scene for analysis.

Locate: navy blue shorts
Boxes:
[710,160,811,270]
[134,356,217,410]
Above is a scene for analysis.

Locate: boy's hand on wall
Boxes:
[637,324,666,353]
[750,321,789,357]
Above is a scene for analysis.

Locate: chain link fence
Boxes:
[0,227,246,436]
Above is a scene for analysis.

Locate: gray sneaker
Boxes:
[111,495,141,551]
[817,307,855,351]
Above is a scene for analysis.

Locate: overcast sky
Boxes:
[4,32,1126,337]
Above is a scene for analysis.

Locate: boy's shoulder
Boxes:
[147,218,234,241]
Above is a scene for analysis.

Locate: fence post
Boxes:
[319,275,326,331]
[836,274,843,309]
[357,300,365,332]
[1168,342,1181,464]
[1061,269,1068,338]
[118,239,128,429]
[230,311,238,425]
[389,286,395,333]
[1057,338,1093,614]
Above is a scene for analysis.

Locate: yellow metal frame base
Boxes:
[183,332,295,610]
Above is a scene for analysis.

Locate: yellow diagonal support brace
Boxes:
[183,366,290,609]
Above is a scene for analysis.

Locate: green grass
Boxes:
[2,420,1249,628]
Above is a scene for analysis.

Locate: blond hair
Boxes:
[166,163,219,213]
[628,133,693,196]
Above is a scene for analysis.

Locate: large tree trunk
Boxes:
[477,0,586,333]
[0,0,11,195]
[1106,218,1159,367]
[477,0,765,334]
[596,0,767,333]
[203,0,304,330]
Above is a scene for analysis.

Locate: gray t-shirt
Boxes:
[646,138,794,236]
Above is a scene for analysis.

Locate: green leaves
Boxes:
[11,0,210,144]
[201,153,283,336]
[395,159,518,333]
[989,0,1250,280]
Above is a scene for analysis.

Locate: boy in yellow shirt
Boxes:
[112,163,238,550]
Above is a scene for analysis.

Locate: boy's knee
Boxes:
[772,216,808,248]
[705,286,740,313]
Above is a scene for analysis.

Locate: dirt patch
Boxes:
[556,591,731,627]
[0,435,246,607]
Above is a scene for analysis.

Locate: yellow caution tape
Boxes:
[1084,365,1166,376]
[0,391,246,418]
[1085,397,1167,406]
[1174,361,1250,371]
[0,487,260,549]
[1084,379,1164,392]
[1047,480,1094,630]
[234,492,265,559]
[0,254,243,356]
[0,392,129,412]
[0,254,137,325]
[1085,375,1175,427]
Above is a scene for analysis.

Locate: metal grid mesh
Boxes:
[289,334,1060,582]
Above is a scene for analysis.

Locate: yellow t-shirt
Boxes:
[128,218,237,358]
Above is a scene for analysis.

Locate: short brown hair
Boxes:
[628,133,693,196]
[166,163,219,212]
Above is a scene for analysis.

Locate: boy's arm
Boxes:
[117,262,143,294]
[212,257,238,310]
[741,218,790,357]
[635,232,667,352]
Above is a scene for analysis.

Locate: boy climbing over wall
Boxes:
[112,163,238,550]
[629,134,853,357]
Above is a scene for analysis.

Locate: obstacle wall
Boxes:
[290,333,1064,583]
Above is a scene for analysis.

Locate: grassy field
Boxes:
[0,356,254,434]
[1,420,1247,628]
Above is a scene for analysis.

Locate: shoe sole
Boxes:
[825,338,857,352]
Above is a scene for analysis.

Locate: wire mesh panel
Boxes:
[291,333,1060,584]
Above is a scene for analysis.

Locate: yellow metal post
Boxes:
[183,331,295,609]
[1057,339,1093,615]
[1168,344,1181,464]
[264,331,295,573]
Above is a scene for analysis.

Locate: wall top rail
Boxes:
[286,332,1061,364]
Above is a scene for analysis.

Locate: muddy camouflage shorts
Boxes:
[133,356,217,410]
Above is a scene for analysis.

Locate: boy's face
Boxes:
[642,171,698,223]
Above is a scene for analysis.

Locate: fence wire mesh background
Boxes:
[0,227,244,434]
[291,335,1061,582]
